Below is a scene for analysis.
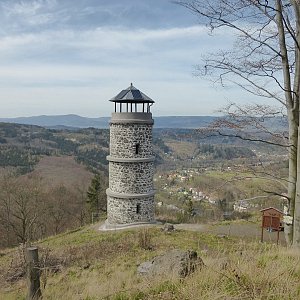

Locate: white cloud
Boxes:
[0,23,237,117]
[0,25,209,52]
[0,1,238,117]
[2,1,42,16]
[2,0,57,16]
[0,34,39,49]
[1,0,59,27]
[0,25,230,75]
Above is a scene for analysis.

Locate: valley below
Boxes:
[0,119,292,299]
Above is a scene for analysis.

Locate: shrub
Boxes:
[137,228,153,250]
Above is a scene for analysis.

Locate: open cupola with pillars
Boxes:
[110,83,154,113]
[102,83,156,230]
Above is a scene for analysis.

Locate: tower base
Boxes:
[99,219,158,231]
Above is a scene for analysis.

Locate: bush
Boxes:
[137,228,153,250]
[230,211,252,221]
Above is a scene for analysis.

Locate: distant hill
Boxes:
[0,114,217,129]
[0,114,108,129]
[154,116,216,128]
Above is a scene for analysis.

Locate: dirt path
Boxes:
[95,221,286,246]
[176,222,286,245]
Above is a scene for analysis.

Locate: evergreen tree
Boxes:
[86,173,107,214]
[185,199,194,216]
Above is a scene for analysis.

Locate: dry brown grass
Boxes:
[1,225,300,299]
[177,246,300,300]
[137,228,153,250]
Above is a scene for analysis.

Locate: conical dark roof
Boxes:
[110,83,154,103]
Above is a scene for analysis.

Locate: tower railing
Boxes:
[114,102,153,113]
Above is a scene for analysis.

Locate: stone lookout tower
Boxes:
[105,83,155,229]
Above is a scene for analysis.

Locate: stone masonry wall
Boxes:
[109,161,154,194]
[107,196,155,224]
[107,116,155,225]
[110,124,153,158]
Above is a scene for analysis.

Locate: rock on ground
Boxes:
[162,223,175,232]
[137,249,204,278]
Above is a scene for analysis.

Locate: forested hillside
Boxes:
[0,123,109,174]
[0,122,283,174]
[0,122,285,250]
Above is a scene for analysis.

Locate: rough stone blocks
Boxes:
[106,115,155,225]
[107,196,155,224]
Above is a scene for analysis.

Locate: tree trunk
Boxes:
[294,143,300,247]
[286,114,298,245]
[291,0,300,247]
[276,0,298,245]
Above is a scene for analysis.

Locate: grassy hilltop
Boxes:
[1,223,300,300]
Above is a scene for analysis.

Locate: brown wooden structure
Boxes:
[260,207,284,244]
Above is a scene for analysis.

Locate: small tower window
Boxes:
[136,204,141,214]
[135,143,140,154]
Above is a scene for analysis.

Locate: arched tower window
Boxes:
[136,204,141,214]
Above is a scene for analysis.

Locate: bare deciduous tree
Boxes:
[0,173,18,247]
[0,174,99,249]
[46,185,70,235]
[177,0,300,246]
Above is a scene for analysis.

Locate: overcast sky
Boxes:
[0,0,263,117]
